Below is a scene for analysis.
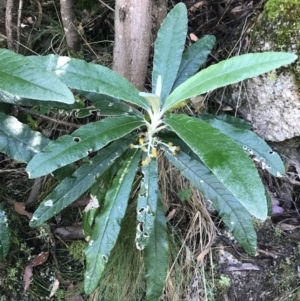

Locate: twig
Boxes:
[17,0,23,53]
[26,178,42,205]
[98,0,115,12]
[18,107,81,129]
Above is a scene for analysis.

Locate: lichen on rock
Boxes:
[231,0,300,142]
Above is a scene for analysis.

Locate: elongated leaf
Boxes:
[164,148,257,255]
[0,113,50,163]
[84,149,141,295]
[136,156,159,250]
[29,138,131,227]
[29,55,149,110]
[78,91,121,104]
[93,100,143,117]
[26,115,144,178]
[83,195,100,240]
[164,114,267,220]
[163,52,297,112]
[144,192,168,301]
[152,3,187,102]
[0,49,74,104]
[0,205,10,260]
[215,114,252,130]
[198,114,285,177]
[172,35,216,91]
[0,90,80,109]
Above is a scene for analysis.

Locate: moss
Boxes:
[68,241,86,263]
[263,0,300,50]
[254,0,300,88]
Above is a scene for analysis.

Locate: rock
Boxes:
[231,0,300,143]
[232,72,300,142]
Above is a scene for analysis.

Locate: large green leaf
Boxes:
[0,90,81,109]
[164,148,257,255]
[26,115,145,178]
[144,192,168,301]
[152,3,187,103]
[29,55,149,110]
[0,113,50,163]
[84,149,141,295]
[29,138,131,227]
[84,163,122,239]
[163,52,297,112]
[164,114,267,220]
[136,156,159,250]
[0,205,10,260]
[0,49,74,104]
[198,114,285,177]
[171,35,216,91]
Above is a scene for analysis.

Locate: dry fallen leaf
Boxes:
[197,247,211,265]
[230,6,243,14]
[279,223,300,231]
[190,1,208,13]
[166,209,176,221]
[189,32,199,42]
[14,202,33,220]
[30,251,49,267]
[23,265,33,292]
[222,263,262,272]
[49,279,60,298]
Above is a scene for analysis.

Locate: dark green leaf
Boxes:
[79,91,120,103]
[93,100,143,117]
[152,3,187,103]
[84,149,141,295]
[0,90,81,108]
[172,35,216,90]
[163,52,297,112]
[164,114,267,220]
[29,55,149,110]
[0,113,50,163]
[29,138,131,227]
[0,205,10,260]
[199,114,285,177]
[0,49,74,103]
[83,195,100,240]
[26,115,145,178]
[164,148,257,255]
[144,192,168,301]
[214,114,252,130]
[136,157,159,250]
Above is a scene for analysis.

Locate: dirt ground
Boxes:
[1,0,300,300]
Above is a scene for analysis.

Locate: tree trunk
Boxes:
[5,0,15,50]
[60,0,81,56]
[113,0,152,91]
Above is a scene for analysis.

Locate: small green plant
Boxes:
[218,275,231,289]
[0,3,297,300]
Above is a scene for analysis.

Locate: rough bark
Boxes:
[5,0,15,50]
[113,0,152,91]
[60,0,81,56]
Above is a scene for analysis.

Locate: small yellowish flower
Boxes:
[139,137,144,145]
[142,157,151,166]
[151,148,157,158]
[130,143,135,149]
